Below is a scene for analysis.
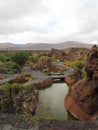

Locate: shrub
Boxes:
[70,60,85,69]
[0,61,4,68]
[0,54,8,62]
[64,61,71,66]
[51,55,59,62]
[2,83,24,95]
[81,72,87,78]
[11,51,29,68]
[8,62,18,70]
[0,54,5,61]
[32,52,39,63]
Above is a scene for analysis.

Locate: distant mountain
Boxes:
[0,43,14,49]
[0,41,94,50]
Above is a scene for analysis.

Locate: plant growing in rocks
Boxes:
[0,83,39,115]
[70,60,85,69]
[32,52,39,63]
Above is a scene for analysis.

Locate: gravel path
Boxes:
[0,67,72,86]
[0,70,50,85]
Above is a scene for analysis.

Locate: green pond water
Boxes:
[36,83,70,120]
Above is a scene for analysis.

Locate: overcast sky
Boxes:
[0,0,98,44]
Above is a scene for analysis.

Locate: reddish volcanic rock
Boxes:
[70,79,98,115]
[64,45,98,120]
[65,67,82,86]
[9,74,31,84]
[34,78,53,89]
[65,75,81,87]
[64,95,98,120]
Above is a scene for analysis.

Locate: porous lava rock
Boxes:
[33,78,53,89]
[65,67,82,86]
[64,45,98,120]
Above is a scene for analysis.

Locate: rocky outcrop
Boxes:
[65,67,82,86]
[64,45,98,120]
[49,48,64,61]
[23,89,39,115]
[64,48,88,62]
[33,78,53,89]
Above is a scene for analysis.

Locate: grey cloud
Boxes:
[0,0,42,20]
[0,0,46,35]
[75,0,98,34]
[0,19,47,35]
[63,30,98,44]
[0,20,31,35]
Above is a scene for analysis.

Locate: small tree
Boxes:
[11,51,28,70]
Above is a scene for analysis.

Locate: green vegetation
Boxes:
[32,52,39,63]
[81,72,87,78]
[70,60,85,69]
[0,54,8,62]
[51,55,59,62]
[1,78,31,94]
[1,83,24,112]
[11,51,29,70]
[39,56,48,61]
[8,62,18,70]
[0,61,4,69]
[0,82,33,113]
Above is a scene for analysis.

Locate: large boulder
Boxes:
[64,45,98,120]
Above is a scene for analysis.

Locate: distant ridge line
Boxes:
[0,41,94,50]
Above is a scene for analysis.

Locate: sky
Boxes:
[0,0,98,44]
